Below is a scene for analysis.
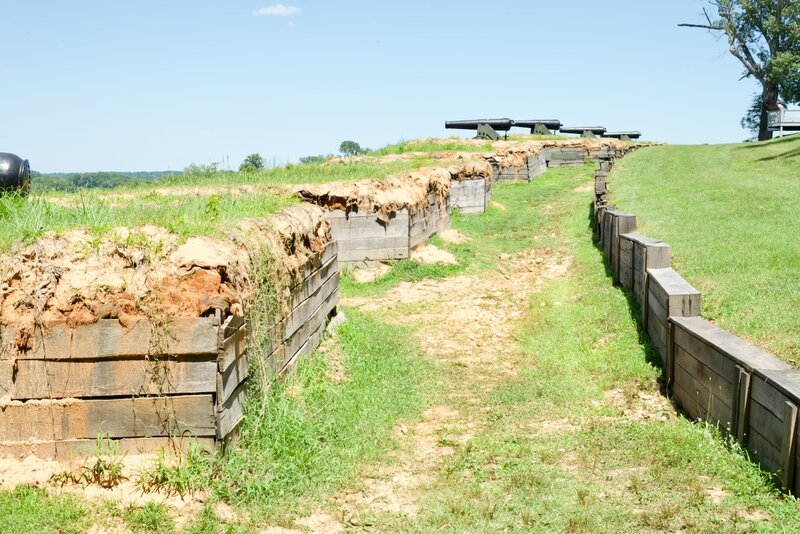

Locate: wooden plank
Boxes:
[672,325,739,386]
[281,287,339,367]
[647,268,700,317]
[10,357,217,400]
[0,359,12,397]
[285,271,340,340]
[6,318,220,360]
[647,310,668,363]
[749,398,784,450]
[294,240,338,286]
[735,367,752,445]
[0,436,216,461]
[328,221,404,240]
[218,323,247,373]
[671,379,705,422]
[647,284,669,325]
[751,376,789,421]
[324,208,409,222]
[217,381,246,440]
[671,316,794,374]
[337,247,409,262]
[334,235,410,251]
[0,394,216,441]
[217,348,248,407]
[222,314,245,339]
[748,425,783,473]
[673,362,732,429]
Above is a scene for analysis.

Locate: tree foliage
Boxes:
[239,153,265,172]
[339,140,367,157]
[681,0,800,140]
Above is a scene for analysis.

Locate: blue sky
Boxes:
[1,1,758,172]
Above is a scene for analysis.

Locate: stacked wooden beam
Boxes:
[594,158,800,495]
[0,316,234,458]
[542,147,587,168]
[450,178,491,214]
[0,208,340,459]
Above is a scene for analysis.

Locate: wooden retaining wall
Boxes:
[0,240,340,459]
[450,178,491,214]
[594,158,800,494]
[324,195,450,269]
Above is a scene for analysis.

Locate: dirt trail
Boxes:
[288,247,573,528]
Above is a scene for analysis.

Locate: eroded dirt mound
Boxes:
[296,167,452,224]
[0,204,331,353]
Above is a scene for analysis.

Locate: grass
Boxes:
[359,161,800,532]
[0,486,96,534]
[133,310,432,526]
[6,139,800,531]
[0,153,441,253]
[609,135,800,364]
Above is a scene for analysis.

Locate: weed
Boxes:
[49,435,127,489]
[123,502,174,533]
[136,443,212,497]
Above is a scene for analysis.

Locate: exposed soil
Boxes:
[330,246,573,524]
[0,204,330,355]
[409,244,457,265]
[351,264,391,284]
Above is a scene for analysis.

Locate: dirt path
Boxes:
[276,248,573,530]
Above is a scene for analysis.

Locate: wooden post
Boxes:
[643,265,650,332]
[734,366,752,445]
[780,401,799,491]
[666,321,675,392]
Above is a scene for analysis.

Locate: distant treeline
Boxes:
[31,170,179,192]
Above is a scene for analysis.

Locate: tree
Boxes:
[339,140,366,157]
[239,153,264,172]
[680,1,800,140]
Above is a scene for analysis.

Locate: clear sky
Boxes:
[1,1,759,172]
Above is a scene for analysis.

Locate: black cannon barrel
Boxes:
[0,153,30,195]
[512,119,562,130]
[602,131,642,140]
[560,126,607,135]
[445,118,513,132]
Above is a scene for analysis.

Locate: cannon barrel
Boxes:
[445,118,513,132]
[560,126,607,135]
[0,153,30,195]
[602,131,641,140]
[512,119,562,130]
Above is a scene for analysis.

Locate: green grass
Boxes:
[0,486,95,534]
[0,155,441,253]
[610,135,800,364]
[134,310,432,526]
[364,162,800,532]
[0,189,296,251]
[168,157,437,186]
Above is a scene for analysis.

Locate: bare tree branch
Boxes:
[678,23,724,29]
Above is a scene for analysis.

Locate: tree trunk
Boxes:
[759,83,779,141]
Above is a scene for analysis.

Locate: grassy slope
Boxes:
[0,157,438,252]
[4,149,800,531]
[610,135,800,364]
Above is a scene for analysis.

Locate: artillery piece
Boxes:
[559,126,607,138]
[512,119,562,135]
[0,153,30,195]
[445,118,513,141]
[602,131,641,142]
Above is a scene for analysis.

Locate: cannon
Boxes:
[512,119,562,135]
[602,131,642,141]
[0,153,30,195]
[559,126,607,138]
[445,118,513,141]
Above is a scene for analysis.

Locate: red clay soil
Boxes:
[0,204,331,353]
